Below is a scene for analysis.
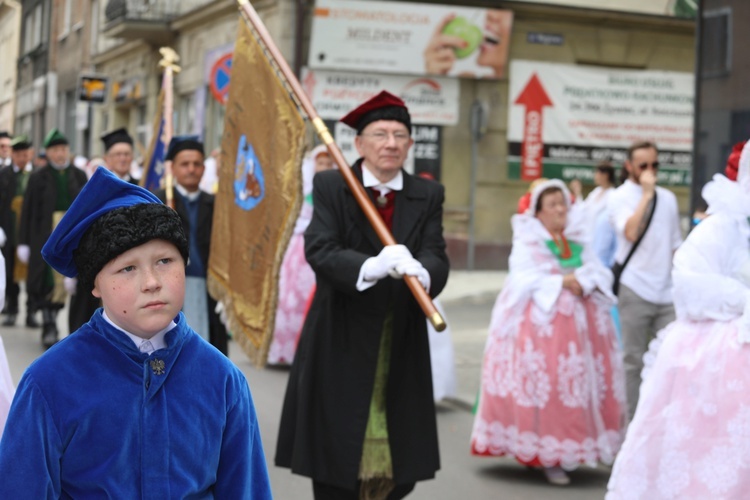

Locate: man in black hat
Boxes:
[101,127,138,184]
[0,135,36,327]
[276,91,449,499]
[154,136,227,355]
[0,132,11,168]
[17,128,87,347]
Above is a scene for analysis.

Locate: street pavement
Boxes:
[1,273,613,498]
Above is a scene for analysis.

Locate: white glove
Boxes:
[64,277,78,295]
[361,244,413,282]
[395,258,431,292]
[17,244,30,264]
[0,227,6,248]
[215,300,228,326]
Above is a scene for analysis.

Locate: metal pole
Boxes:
[468,100,484,271]
[689,1,703,226]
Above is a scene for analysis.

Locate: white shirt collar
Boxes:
[175,183,201,202]
[362,164,403,195]
[102,310,174,354]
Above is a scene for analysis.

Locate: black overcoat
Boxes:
[275,162,450,490]
[155,189,228,355]
[0,165,18,278]
[19,166,87,298]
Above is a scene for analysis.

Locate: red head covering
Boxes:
[340,90,411,134]
[725,141,745,181]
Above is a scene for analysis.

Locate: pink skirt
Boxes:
[471,289,626,469]
[607,319,750,499]
[267,234,316,365]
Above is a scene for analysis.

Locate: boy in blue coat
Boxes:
[0,167,272,498]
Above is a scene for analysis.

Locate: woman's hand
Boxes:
[423,14,466,74]
[562,274,583,296]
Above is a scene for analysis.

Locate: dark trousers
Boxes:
[312,481,415,500]
[4,281,19,314]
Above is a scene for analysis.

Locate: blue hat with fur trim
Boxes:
[42,167,188,291]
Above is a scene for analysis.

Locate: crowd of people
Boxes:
[0,88,748,498]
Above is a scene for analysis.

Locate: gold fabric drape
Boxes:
[208,19,308,366]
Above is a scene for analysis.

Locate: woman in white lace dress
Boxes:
[606,140,750,499]
[470,179,626,485]
[267,145,333,365]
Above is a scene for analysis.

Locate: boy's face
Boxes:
[92,239,185,339]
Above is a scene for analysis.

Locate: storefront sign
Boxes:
[302,68,459,125]
[78,75,108,103]
[512,0,697,18]
[310,0,513,80]
[527,32,564,46]
[507,60,694,186]
[112,77,143,103]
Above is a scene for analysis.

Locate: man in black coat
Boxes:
[154,136,227,355]
[0,135,35,326]
[276,91,450,499]
[17,129,87,347]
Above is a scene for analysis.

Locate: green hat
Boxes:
[43,128,69,148]
[11,135,32,151]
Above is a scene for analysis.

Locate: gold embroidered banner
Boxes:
[208,18,308,366]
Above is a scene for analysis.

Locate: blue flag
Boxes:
[141,118,166,192]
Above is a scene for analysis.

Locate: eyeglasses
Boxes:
[638,162,659,170]
[361,131,411,144]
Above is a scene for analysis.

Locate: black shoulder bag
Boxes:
[611,191,657,296]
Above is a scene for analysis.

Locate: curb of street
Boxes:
[439,396,474,413]
[440,289,499,308]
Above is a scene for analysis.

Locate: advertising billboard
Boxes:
[507,60,694,186]
[310,0,513,79]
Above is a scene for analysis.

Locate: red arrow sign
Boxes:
[514,73,553,181]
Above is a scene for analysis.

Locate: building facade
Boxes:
[692,0,749,210]
[0,0,22,132]
[14,0,54,147]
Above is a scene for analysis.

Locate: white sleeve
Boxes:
[507,238,563,313]
[672,214,748,322]
[574,240,616,304]
[670,193,683,251]
[608,192,632,236]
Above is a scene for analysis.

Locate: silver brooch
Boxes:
[150,359,165,375]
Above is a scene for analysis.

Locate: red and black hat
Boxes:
[725,141,745,181]
[340,90,411,135]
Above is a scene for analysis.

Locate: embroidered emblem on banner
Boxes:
[234,135,265,211]
[150,359,166,375]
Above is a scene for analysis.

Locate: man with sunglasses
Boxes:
[608,140,682,420]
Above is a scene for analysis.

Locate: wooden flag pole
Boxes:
[237,0,446,332]
[159,47,181,210]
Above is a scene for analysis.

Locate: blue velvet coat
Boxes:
[0,311,272,499]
